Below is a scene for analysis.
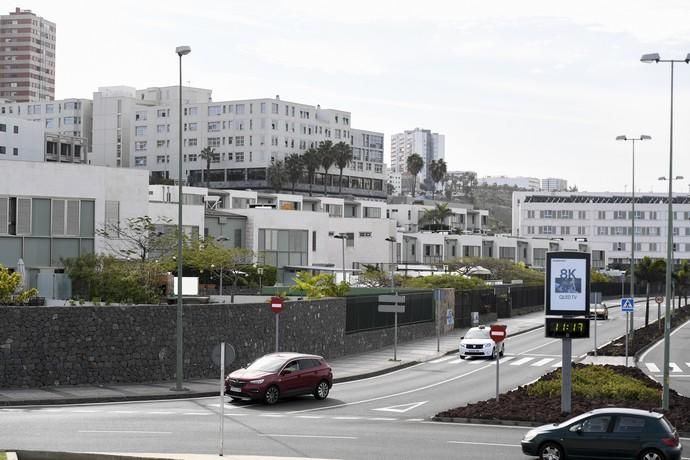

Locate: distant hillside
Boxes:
[456,185,519,233]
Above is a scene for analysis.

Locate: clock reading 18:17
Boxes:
[544,317,590,338]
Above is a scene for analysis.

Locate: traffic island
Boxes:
[433,363,690,436]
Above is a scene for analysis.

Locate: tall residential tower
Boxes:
[0,8,56,102]
[390,128,445,194]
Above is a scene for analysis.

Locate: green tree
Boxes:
[402,273,487,290]
[267,159,284,193]
[182,239,254,303]
[284,153,303,193]
[419,202,453,231]
[199,146,216,188]
[318,140,335,196]
[0,264,38,305]
[290,272,349,298]
[459,171,478,198]
[302,147,321,196]
[429,159,447,200]
[406,153,424,197]
[96,215,177,263]
[333,141,353,194]
[635,257,666,326]
[457,257,545,285]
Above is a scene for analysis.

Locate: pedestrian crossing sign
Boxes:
[621,297,634,312]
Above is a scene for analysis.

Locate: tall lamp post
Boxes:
[385,236,396,290]
[616,134,651,337]
[641,52,690,410]
[334,233,347,283]
[174,45,191,392]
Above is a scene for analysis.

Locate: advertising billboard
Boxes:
[545,252,590,316]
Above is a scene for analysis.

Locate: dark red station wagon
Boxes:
[225,352,333,405]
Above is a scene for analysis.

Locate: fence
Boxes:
[345,290,434,333]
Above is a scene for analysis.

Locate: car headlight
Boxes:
[522,430,537,442]
[249,379,265,384]
[484,343,493,348]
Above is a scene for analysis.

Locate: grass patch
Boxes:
[0,452,6,460]
[527,365,658,402]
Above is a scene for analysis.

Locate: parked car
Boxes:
[589,302,609,320]
[225,352,333,405]
[521,407,682,460]
[458,325,504,359]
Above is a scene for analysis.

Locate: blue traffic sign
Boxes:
[621,297,634,312]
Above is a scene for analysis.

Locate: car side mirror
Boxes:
[281,369,291,375]
[460,336,464,339]
[570,424,582,434]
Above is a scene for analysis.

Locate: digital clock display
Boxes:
[545,317,590,339]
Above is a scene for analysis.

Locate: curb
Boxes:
[12,452,171,460]
[0,391,219,408]
[431,416,542,428]
[333,360,419,383]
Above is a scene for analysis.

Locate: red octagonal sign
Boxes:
[271,296,284,314]
[490,324,507,343]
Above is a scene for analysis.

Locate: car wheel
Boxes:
[264,385,280,405]
[230,397,242,402]
[499,345,505,357]
[539,442,563,460]
[490,347,497,360]
[314,380,330,400]
[639,449,665,460]
[459,354,466,360]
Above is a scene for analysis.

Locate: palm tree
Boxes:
[419,202,453,231]
[332,141,353,194]
[284,153,303,193]
[199,146,216,188]
[406,153,424,197]
[635,257,666,326]
[302,147,320,196]
[429,159,447,200]
[267,159,284,192]
[318,140,335,196]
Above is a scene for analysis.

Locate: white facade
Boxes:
[388,171,402,195]
[542,177,568,192]
[511,191,690,267]
[481,175,540,190]
[0,117,43,161]
[390,128,445,188]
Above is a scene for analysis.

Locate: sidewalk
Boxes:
[0,311,548,407]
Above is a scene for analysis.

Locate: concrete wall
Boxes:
[0,298,436,388]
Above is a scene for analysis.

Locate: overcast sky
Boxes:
[23,0,690,193]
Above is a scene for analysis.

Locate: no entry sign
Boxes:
[271,296,284,313]
[490,324,507,343]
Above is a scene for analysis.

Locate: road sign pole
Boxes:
[562,338,572,414]
[394,310,398,361]
[275,313,279,352]
[495,352,500,402]
[593,305,598,357]
[625,312,629,367]
[219,341,225,457]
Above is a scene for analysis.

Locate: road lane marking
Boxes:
[296,415,324,419]
[639,318,690,363]
[646,363,661,372]
[519,339,559,355]
[510,357,534,366]
[406,418,424,422]
[260,434,357,439]
[671,362,682,373]
[183,412,211,415]
[147,411,176,415]
[288,360,495,414]
[79,430,172,435]
[447,358,466,364]
[260,414,285,417]
[373,401,428,413]
[430,356,456,364]
[333,416,362,420]
[551,361,562,367]
[370,417,397,421]
[448,440,518,447]
[531,358,554,367]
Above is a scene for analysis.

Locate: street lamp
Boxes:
[641,51,690,410]
[173,45,191,392]
[616,134,651,336]
[333,233,348,283]
[385,236,396,290]
[211,264,223,295]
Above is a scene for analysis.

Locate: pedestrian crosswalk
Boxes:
[642,362,690,374]
[428,355,562,368]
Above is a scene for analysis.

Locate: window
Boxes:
[208,121,221,132]
[188,154,197,162]
[649,243,657,252]
[187,138,197,146]
[156,155,166,163]
[540,210,553,218]
[135,126,147,136]
[157,109,169,118]
[157,124,169,133]
[63,117,78,125]
[135,111,147,121]
[235,136,245,147]
[598,211,606,219]
[12,147,18,156]
[235,104,245,114]
[208,137,221,147]
[188,107,198,116]
[527,210,535,219]
[271,103,279,114]
[560,226,570,235]
[208,105,222,116]
[582,416,611,433]
[134,141,147,151]
[236,152,244,162]
[45,118,54,128]
[260,102,266,113]
[134,156,147,166]
[188,122,198,132]
[613,210,626,219]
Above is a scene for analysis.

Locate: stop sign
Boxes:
[271,296,284,313]
[490,324,507,343]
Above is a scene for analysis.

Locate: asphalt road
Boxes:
[1,303,662,459]
[638,315,690,397]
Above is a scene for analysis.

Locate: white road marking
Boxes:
[671,362,682,373]
[79,430,171,435]
[447,358,466,364]
[510,357,535,366]
[260,434,357,440]
[373,401,428,413]
[646,363,661,372]
[295,415,323,419]
[260,414,285,417]
[183,412,211,415]
[448,440,517,447]
[147,411,175,415]
[520,339,559,355]
[531,358,554,367]
[111,410,137,414]
[552,361,562,367]
[333,416,362,420]
[370,417,397,421]
[639,318,690,362]
[406,418,424,422]
[430,356,456,364]
[493,356,515,364]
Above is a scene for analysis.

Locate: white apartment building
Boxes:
[481,175,540,190]
[512,191,690,268]
[390,128,445,190]
[0,116,86,163]
[542,177,568,192]
[388,171,402,195]
[0,98,93,151]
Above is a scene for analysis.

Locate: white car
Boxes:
[459,325,505,359]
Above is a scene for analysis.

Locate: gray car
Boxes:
[521,407,681,460]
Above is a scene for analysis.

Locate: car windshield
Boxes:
[557,411,595,428]
[465,328,490,339]
[247,355,287,372]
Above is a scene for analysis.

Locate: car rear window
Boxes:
[658,417,676,434]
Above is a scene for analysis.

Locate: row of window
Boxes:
[0,101,81,116]
[525,209,674,220]
[526,225,690,237]
[612,242,690,252]
[0,123,19,133]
